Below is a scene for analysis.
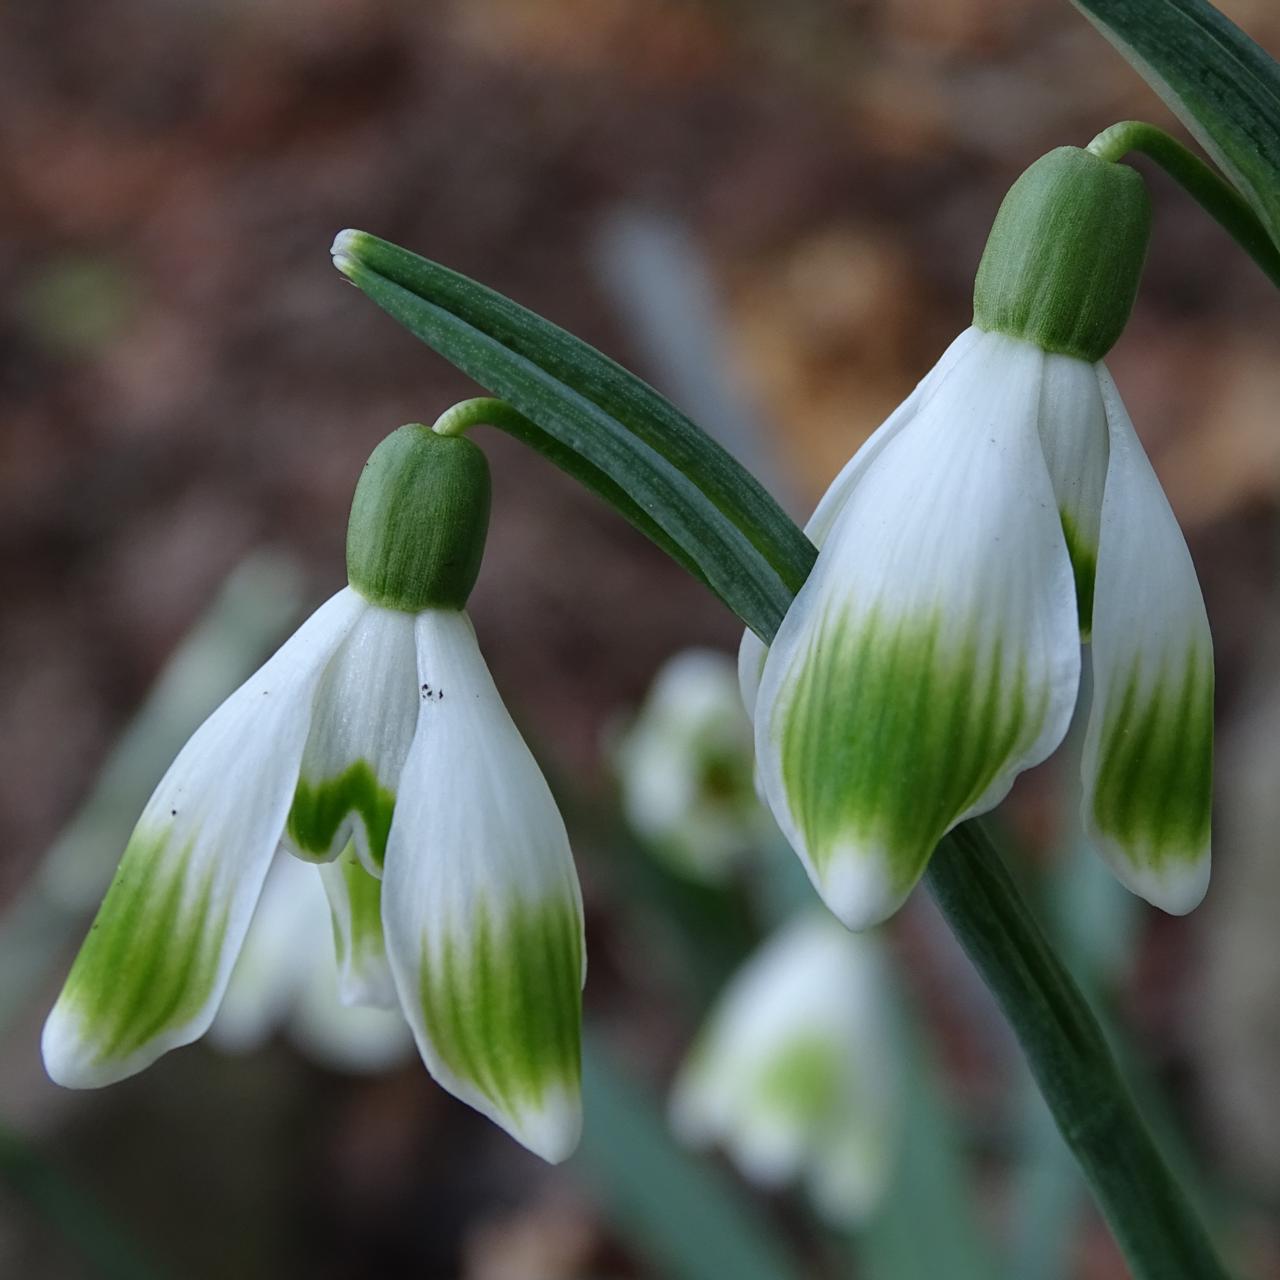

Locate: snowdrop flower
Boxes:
[210,851,413,1074]
[745,147,1212,929]
[671,912,896,1225]
[43,423,585,1162]
[614,648,765,882]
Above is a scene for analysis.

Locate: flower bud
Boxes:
[973,147,1151,362]
[346,424,491,613]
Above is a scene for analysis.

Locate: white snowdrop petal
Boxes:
[1082,367,1213,914]
[382,610,584,1163]
[1036,352,1110,637]
[283,603,419,875]
[43,589,363,1087]
[755,331,1080,929]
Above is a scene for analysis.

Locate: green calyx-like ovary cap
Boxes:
[347,424,492,613]
[973,146,1151,362]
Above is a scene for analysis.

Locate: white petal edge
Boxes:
[382,610,585,1163]
[754,332,1080,929]
[43,588,365,1087]
[1081,367,1213,914]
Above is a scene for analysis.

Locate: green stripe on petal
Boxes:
[778,607,1046,900]
[416,895,582,1119]
[1090,648,1213,869]
[1084,367,1214,914]
[51,825,229,1070]
[287,761,396,869]
[1060,509,1097,639]
[319,845,396,1007]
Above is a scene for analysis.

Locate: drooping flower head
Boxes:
[44,423,585,1162]
[613,648,767,883]
[747,147,1212,929]
[671,912,897,1225]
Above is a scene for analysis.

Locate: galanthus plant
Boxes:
[43,1,1280,1273]
[672,912,896,1226]
[44,424,585,1163]
[739,149,1212,930]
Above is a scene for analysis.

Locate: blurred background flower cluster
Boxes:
[2,1,1279,1276]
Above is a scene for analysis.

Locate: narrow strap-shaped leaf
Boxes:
[1072,0,1280,250]
[336,232,811,639]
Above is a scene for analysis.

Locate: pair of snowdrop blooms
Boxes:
[45,145,1213,1164]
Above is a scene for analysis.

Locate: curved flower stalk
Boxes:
[613,648,768,882]
[748,148,1213,930]
[43,424,585,1163]
[210,852,413,1073]
[671,912,897,1225]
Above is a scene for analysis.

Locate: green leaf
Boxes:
[332,231,813,640]
[576,1032,807,1280]
[1072,0,1280,249]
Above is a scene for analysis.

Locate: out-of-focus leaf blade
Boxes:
[577,1033,806,1280]
[1072,0,1280,248]
[861,979,999,1280]
[333,232,812,640]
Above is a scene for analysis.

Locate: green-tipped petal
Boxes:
[284,603,418,875]
[1082,369,1213,914]
[319,845,396,1007]
[43,589,363,1087]
[756,330,1080,929]
[382,610,584,1163]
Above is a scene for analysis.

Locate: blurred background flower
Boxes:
[671,911,897,1227]
[611,647,767,883]
[2,1,1279,1276]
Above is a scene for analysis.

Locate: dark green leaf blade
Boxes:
[335,230,815,636]
[1072,0,1280,248]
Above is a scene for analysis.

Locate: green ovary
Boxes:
[287,760,396,868]
[778,607,1045,891]
[1091,648,1213,865]
[58,827,228,1063]
[417,897,582,1113]
[1059,510,1097,639]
